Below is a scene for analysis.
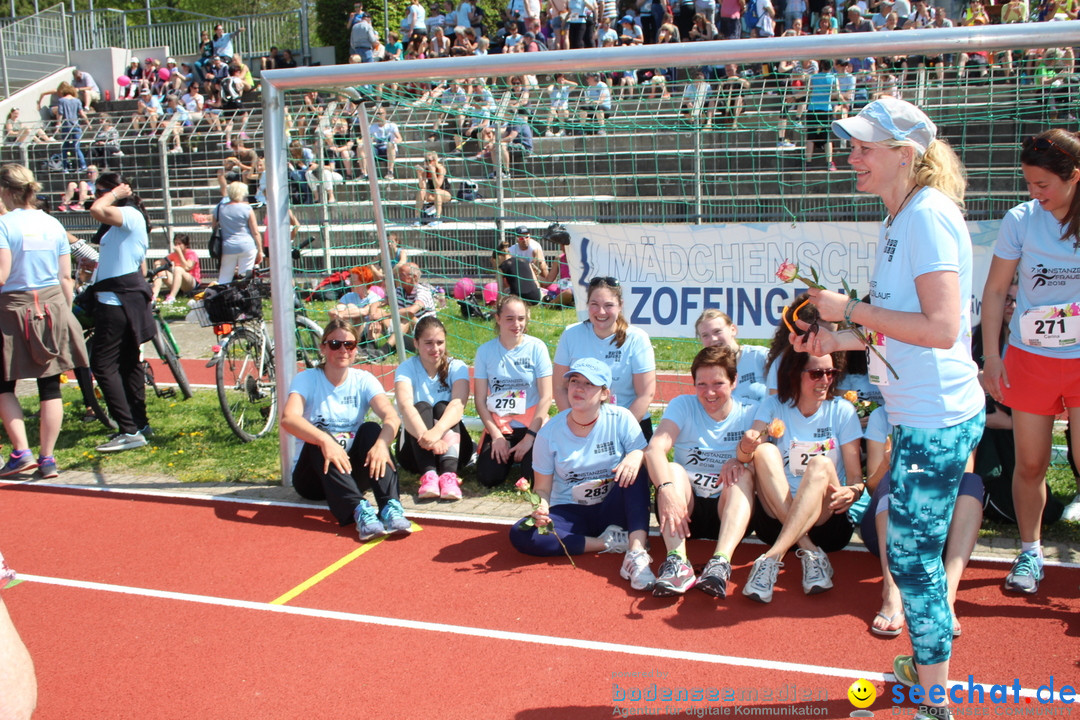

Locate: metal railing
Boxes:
[0,4,68,98]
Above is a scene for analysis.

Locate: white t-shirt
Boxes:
[734,344,769,403]
[554,322,656,418]
[994,199,1080,359]
[508,238,543,263]
[867,186,983,427]
[395,355,469,406]
[661,395,758,498]
[753,395,862,496]
[288,367,384,457]
[473,335,553,427]
[534,404,647,506]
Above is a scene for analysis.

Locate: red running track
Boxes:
[2,484,1077,719]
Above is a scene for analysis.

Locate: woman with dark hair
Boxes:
[0,164,89,479]
[980,128,1080,597]
[281,319,409,541]
[394,316,474,501]
[87,172,155,453]
[553,277,656,439]
[737,348,862,603]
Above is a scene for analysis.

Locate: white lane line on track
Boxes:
[12,572,1047,697]
[5,481,1080,567]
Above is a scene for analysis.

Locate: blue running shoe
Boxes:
[0,450,36,478]
[379,499,413,535]
[35,456,59,479]
[1004,551,1043,594]
[354,500,387,541]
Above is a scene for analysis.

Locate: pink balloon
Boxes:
[483,282,498,305]
[158,68,171,81]
[117,75,131,87]
[453,277,475,300]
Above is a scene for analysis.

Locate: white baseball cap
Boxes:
[832,96,937,155]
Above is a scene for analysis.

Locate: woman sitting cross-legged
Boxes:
[644,345,758,598]
[281,319,411,541]
[394,315,474,501]
[510,358,656,591]
[739,348,864,603]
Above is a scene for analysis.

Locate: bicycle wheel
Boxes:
[216,327,277,442]
[295,315,324,368]
[73,366,117,431]
[151,327,193,400]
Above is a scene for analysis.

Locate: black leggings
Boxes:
[292,421,399,526]
[396,400,474,475]
[476,425,534,488]
[0,374,61,401]
[90,303,146,435]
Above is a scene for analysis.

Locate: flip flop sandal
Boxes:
[952,616,962,638]
[871,611,904,637]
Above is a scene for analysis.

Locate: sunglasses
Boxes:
[323,339,358,351]
[588,276,620,288]
[1022,135,1069,157]
[803,369,839,380]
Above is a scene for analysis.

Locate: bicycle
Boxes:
[196,270,323,442]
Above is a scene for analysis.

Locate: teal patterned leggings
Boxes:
[886,411,985,666]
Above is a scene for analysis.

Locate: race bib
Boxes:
[487,389,526,417]
[689,471,724,498]
[570,477,613,505]
[1019,305,1080,348]
[788,438,837,477]
[866,331,890,386]
[332,431,356,452]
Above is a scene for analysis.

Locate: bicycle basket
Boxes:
[201,283,263,324]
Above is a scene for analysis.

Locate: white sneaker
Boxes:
[1061,493,1080,522]
[742,555,782,603]
[96,432,148,453]
[620,549,655,590]
[597,525,628,554]
[796,547,834,594]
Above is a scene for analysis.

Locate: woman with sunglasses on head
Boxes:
[695,309,769,403]
[738,349,862,603]
[282,319,409,541]
[790,97,984,718]
[510,358,655,591]
[980,129,1080,597]
[553,276,657,439]
[87,172,157,453]
[395,316,474,501]
[474,295,552,488]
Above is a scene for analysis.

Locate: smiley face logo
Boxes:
[848,679,876,709]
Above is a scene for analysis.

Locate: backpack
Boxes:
[742,0,761,34]
[456,180,481,202]
[221,76,242,103]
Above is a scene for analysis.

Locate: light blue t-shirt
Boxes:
[661,395,758,498]
[339,289,381,308]
[864,404,891,444]
[806,72,837,112]
[395,355,469,406]
[534,404,648,507]
[753,395,862,496]
[994,199,1080,359]
[868,187,983,428]
[0,209,68,292]
[218,201,256,255]
[734,344,768,403]
[473,335,553,428]
[95,205,148,306]
[554,322,656,419]
[288,367,385,462]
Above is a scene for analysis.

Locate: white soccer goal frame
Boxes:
[260,22,1080,482]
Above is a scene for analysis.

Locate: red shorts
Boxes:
[1001,345,1080,416]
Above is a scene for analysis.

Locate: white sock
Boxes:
[1020,540,1042,559]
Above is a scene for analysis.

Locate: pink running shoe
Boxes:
[438,472,462,500]
[418,470,440,499]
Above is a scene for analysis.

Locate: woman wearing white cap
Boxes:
[510,357,655,590]
[792,96,984,720]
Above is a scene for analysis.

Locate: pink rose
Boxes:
[776,260,798,283]
[514,477,531,492]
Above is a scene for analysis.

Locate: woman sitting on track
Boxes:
[395,316,474,501]
[553,276,657,439]
[644,345,757,598]
[474,295,553,488]
[281,319,410,541]
[695,308,769,403]
[510,358,656,591]
[738,348,863,604]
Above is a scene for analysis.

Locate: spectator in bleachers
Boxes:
[746,0,777,36]
[680,68,711,117]
[321,117,356,180]
[903,0,932,26]
[260,46,284,72]
[131,87,161,136]
[350,12,379,62]
[288,140,316,205]
[579,72,612,135]
[403,0,429,37]
[386,31,405,59]
[205,56,230,88]
[687,12,718,40]
[414,150,451,224]
[58,165,96,212]
[567,0,597,49]
[618,14,645,43]
[843,4,876,30]
[805,59,839,170]
[717,0,743,38]
[871,0,893,26]
[229,58,255,93]
[657,10,681,42]
[716,64,751,129]
[121,58,143,99]
[429,24,452,56]
[194,30,215,81]
[4,108,52,145]
[213,181,262,285]
[498,115,535,174]
[54,84,88,173]
[594,16,618,45]
[162,95,192,154]
[150,234,201,305]
[181,82,218,133]
[543,73,577,136]
[784,0,807,31]
[220,65,249,149]
[212,23,245,63]
[359,106,402,180]
[71,69,100,112]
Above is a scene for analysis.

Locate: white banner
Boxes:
[565,222,1001,340]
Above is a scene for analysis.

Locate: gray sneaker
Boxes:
[354,500,387,541]
[139,424,154,438]
[796,547,834,594]
[379,499,413,535]
[96,432,148,453]
[597,525,628,554]
[742,555,782,604]
[1004,551,1043,594]
[697,555,732,598]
